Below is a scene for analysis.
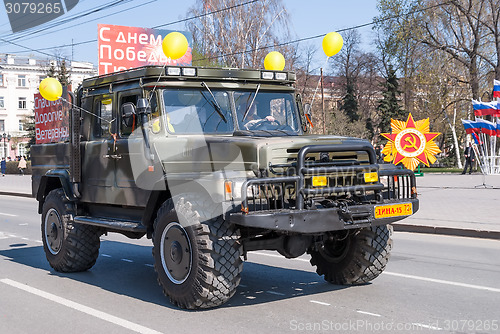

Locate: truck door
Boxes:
[81,95,115,203]
[113,90,151,207]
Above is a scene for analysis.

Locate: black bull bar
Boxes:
[230,143,418,233]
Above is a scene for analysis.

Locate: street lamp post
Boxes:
[2,133,11,158]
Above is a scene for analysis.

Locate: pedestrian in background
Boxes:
[18,156,27,175]
[462,142,475,175]
[1,157,6,176]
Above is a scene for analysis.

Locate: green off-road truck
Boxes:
[31,65,418,309]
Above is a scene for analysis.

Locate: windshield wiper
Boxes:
[271,129,293,136]
[242,83,261,121]
[201,82,227,123]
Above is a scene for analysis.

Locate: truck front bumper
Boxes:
[229,198,419,234]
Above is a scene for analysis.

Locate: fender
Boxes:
[36,169,76,214]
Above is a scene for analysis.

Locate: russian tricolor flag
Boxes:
[462,119,478,133]
[462,119,500,139]
[476,118,499,136]
[494,79,500,99]
[472,100,499,117]
[462,120,483,144]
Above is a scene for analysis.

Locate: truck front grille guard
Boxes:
[379,168,417,200]
[241,143,417,213]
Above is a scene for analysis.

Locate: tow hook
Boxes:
[339,202,353,224]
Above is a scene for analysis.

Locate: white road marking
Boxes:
[384,272,500,293]
[239,284,247,288]
[0,212,17,217]
[101,254,111,258]
[0,279,163,334]
[266,290,285,296]
[145,264,154,268]
[253,251,500,293]
[310,300,330,306]
[18,223,28,226]
[121,258,133,263]
[412,323,443,331]
[357,310,381,317]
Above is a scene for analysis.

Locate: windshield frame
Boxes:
[157,87,302,136]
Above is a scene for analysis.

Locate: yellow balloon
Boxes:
[39,77,62,101]
[264,51,285,71]
[162,32,189,60]
[322,32,343,57]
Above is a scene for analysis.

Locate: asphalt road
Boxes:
[1,195,500,334]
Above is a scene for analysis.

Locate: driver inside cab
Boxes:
[241,101,278,130]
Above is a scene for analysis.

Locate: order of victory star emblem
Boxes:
[381,113,441,171]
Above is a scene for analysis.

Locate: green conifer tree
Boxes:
[340,78,359,122]
[377,65,407,134]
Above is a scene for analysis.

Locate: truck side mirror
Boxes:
[137,98,151,115]
[121,102,136,128]
[303,103,312,132]
[304,103,312,117]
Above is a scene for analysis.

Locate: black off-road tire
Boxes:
[309,225,393,284]
[152,196,243,309]
[41,189,101,272]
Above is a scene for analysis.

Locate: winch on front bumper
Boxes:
[229,143,419,233]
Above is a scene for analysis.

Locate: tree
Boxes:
[340,78,359,122]
[186,0,294,69]
[22,114,36,151]
[377,65,407,134]
[46,62,57,78]
[57,59,71,87]
[419,0,487,100]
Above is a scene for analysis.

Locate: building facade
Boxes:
[0,54,96,159]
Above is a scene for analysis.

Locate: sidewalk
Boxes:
[393,173,500,239]
[0,174,32,198]
[0,173,499,239]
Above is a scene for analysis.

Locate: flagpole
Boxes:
[480,132,489,174]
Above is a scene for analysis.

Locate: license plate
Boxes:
[374,203,413,219]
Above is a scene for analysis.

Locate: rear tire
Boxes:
[152,196,243,309]
[309,225,393,284]
[41,189,101,272]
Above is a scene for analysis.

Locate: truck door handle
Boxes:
[103,154,122,159]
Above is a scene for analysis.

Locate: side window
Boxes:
[94,97,114,138]
[119,94,140,137]
[148,91,161,134]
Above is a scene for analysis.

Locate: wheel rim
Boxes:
[44,208,63,255]
[319,237,351,263]
[160,222,192,284]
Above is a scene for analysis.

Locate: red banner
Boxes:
[34,89,71,144]
[98,24,192,75]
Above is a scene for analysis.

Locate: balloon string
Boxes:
[60,97,115,124]
[147,64,167,106]
[310,57,330,107]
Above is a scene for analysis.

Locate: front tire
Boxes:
[41,189,101,272]
[309,225,393,284]
[152,196,243,309]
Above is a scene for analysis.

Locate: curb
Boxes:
[393,223,500,240]
[2,191,499,240]
[0,191,33,199]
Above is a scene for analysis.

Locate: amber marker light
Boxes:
[364,172,379,183]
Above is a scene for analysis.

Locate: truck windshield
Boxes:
[235,91,300,133]
[163,88,233,134]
